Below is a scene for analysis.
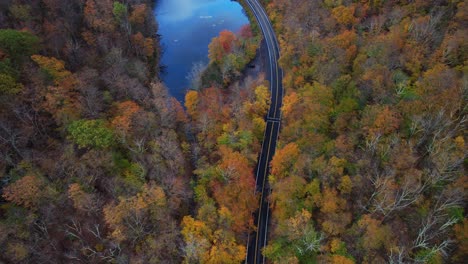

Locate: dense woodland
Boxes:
[260,0,467,263]
[180,23,265,262]
[0,0,191,263]
[0,0,466,264]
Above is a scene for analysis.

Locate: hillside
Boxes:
[261,0,467,263]
[0,1,190,262]
[0,0,466,263]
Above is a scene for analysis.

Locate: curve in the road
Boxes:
[244,0,283,263]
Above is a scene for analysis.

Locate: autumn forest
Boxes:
[0,0,466,264]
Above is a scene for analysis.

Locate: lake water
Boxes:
[155,0,249,102]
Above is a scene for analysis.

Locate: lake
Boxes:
[155,0,249,102]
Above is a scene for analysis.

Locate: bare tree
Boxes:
[412,189,464,259]
[186,61,207,91]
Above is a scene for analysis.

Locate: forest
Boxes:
[0,0,466,263]
[260,0,466,263]
[0,0,190,263]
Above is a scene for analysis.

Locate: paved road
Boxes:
[245,0,283,263]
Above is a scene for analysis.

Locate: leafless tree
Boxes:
[388,247,407,264]
[412,189,464,257]
[187,61,207,91]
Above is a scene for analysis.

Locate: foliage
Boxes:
[0,29,39,62]
[31,55,72,83]
[183,73,267,260]
[2,175,45,209]
[112,2,127,22]
[264,0,466,262]
[0,73,22,95]
[204,25,260,87]
[68,119,115,149]
[103,184,166,242]
[0,1,188,262]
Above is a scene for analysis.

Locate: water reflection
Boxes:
[157,0,216,21]
[155,0,249,102]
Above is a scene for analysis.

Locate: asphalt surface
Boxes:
[245,0,283,263]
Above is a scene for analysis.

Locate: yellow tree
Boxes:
[181,215,246,264]
[320,188,351,236]
[181,216,212,263]
[357,214,394,253]
[103,184,166,242]
[270,143,300,181]
[2,175,45,209]
[252,85,271,117]
[203,230,246,264]
[185,90,199,119]
[31,55,80,125]
[213,147,257,233]
[281,92,298,118]
[111,100,142,135]
[331,5,357,28]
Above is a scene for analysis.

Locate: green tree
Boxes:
[0,29,39,62]
[68,119,115,149]
[113,2,127,22]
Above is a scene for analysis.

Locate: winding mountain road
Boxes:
[245,0,283,263]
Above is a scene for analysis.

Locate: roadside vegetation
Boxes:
[190,24,261,90]
[261,0,467,263]
[180,16,269,264]
[1,0,465,263]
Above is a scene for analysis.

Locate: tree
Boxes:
[9,4,32,22]
[213,147,257,233]
[203,230,246,264]
[357,214,394,253]
[0,29,39,62]
[129,4,147,26]
[111,100,142,134]
[331,5,357,27]
[239,24,253,39]
[2,175,45,209]
[253,85,271,117]
[68,119,115,149]
[5,242,28,262]
[252,117,266,141]
[338,175,352,194]
[208,30,236,64]
[329,255,355,264]
[361,105,401,138]
[68,183,95,212]
[452,219,468,262]
[31,55,81,125]
[185,90,199,119]
[31,55,72,83]
[103,184,167,242]
[270,175,307,221]
[84,0,115,32]
[282,92,298,118]
[112,2,127,22]
[264,209,322,263]
[270,143,300,181]
[0,73,22,95]
[319,188,351,236]
[181,216,212,263]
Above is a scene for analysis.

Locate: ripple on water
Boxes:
[155,0,249,102]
